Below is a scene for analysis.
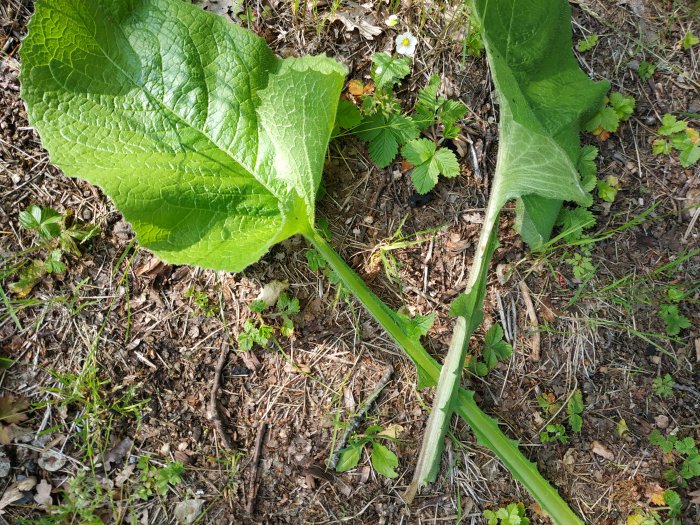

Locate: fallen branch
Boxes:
[207,342,235,450]
[246,422,268,515]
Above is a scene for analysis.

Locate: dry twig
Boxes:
[246,422,268,515]
[207,342,235,450]
[518,281,541,362]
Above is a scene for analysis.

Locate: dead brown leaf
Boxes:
[0,395,29,445]
[347,79,364,96]
[645,482,666,506]
[0,476,36,510]
[104,437,134,471]
[688,489,700,505]
[330,3,382,40]
[33,479,52,508]
[591,440,615,460]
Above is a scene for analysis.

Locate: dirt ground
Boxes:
[1,0,699,524]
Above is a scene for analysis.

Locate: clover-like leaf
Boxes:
[371,52,411,90]
[402,139,460,194]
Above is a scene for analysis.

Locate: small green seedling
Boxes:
[627,489,682,524]
[649,430,700,488]
[665,286,685,303]
[585,92,635,139]
[135,456,185,500]
[463,15,484,57]
[565,250,595,280]
[237,319,273,351]
[401,138,460,194]
[566,389,584,433]
[556,206,596,242]
[540,423,569,444]
[10,204,98,297]
[637,61,656,81]
[651,374,675,399]
[483,502,530,525]
[401,75,467,193]
[413,75,468,140]
[19,204,98,255]
[536,392,560,417]
[652,114,700,168]
[662,489,682,518]
[680,31,699,50]
[184,286,219,317]
[238,291,300,350]
[336,424,400,479]
[352,52,417,167]
[466,324,513,377]
[577,34,598,52]
[596,175,620,203]
[658,304,690,336]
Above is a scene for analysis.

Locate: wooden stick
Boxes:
[246,422,268,515]
[518,281,541,361]
[207,342,235,450]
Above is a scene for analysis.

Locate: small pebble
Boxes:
[654,414,669,429]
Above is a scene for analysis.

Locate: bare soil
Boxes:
[1,1,698,524]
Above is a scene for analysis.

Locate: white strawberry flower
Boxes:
[385,14,399,28]
[395,31,418,57]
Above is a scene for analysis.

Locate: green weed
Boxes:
[566,389,584,433]
[466,324,512,377]
[7,204,98,297]
[539,424,569,444]
[134,455,185,500]
[652,114,700,168]
[483,501,530,525]
[577,34,599,52]
[237,291,300,350]
[336,423,401,479]
[584,92,635,140]
[184,286,219,318]
[342,55,467,194]
[649,430,700,488]
[637,61,656,81]
[651,374,675,399]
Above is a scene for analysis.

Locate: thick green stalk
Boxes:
[302,225,583,525]
[408,203,499,497]
[302,225,440,382]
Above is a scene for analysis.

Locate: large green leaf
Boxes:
[479,0,608,247]
[410,0,608,509]
[21,0,345,271]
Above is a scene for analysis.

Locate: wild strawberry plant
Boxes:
[343,56,466,194]
[653,114,700,168]
[21,0,599,522]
